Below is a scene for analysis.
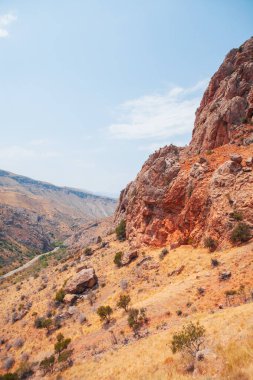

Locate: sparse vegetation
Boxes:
[211,258,219,267]
[55,288,65,303]
[84,247,93,256]
[54,333,71,354]
[171,321,205,358]
[117,294,131,312]
[34,316,52,332]
[231,223,251,243]
[114,251,123,267]
[127,308,147,333]
[39,355,55,374]
[115,220,126,241]
[159,248,168,260]
[204,237,218,252]
[97,305,113,323]
[231,210,243,221]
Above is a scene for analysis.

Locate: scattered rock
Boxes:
[119,279,128,290]
[246,157,253,166]
[65,267,97,294]
[230,153,242,163]
[121,251,138,266]
[168,265,185,277]
[219,271,231,281]
[3,357,14,370]
[64,294,78,305]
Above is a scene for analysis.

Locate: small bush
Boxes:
[16,362,34,379]
[159,248,169,260]
[84,247,93,256]
[204,237,217,252]
[97,236,102,244]
[97,305,113,323]
[117,294,131,312]
[58,349,72,363]
[39,355,55,374]
[230,223,251,244]
[55,288,65,303]
[171,321,205,358]
[211,258,219,267]
[230,210,243,221]
[225,289,237,297]
[176,310,182,316]
[54,334,71,354]
[34,317,52,331]
[114,252,123,267]
[115,220,126,241]
[127,308,147,333]
[0,374,18,380]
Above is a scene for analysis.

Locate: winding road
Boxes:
[0,247,60,280]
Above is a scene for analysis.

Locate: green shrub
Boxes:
[97,305,113,323]
[84,247,93,256]
[97,236,102,244]
[127,308,147,333]
[58,349,72,363]
[39,355,55,374]
[230,211,243,221]
[34,317,52,331]
[230,223,251,243]
[114,252,123,267]
[204,237,217,252]
[117,294,131,312]
[0,375,18,380]
[171,321,205,358]
[54,334,71,354]
[115,220,126,241]
[55,288,65,303]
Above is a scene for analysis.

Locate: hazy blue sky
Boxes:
[0,1,252,196]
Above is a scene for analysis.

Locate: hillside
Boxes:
[0,37,253,380]
[0,170,116,273]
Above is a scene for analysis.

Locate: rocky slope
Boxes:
[116,37,253,249]
[0,170,116,272]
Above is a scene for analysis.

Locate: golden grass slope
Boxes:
[0,234,252,379]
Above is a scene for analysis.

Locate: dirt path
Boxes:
[0,247,60,280]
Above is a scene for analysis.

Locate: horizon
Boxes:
[0,0,252,197]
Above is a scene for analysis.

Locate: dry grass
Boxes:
[0,236,253,379]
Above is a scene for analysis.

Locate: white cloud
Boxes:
[0,13,17,38]
[0,145,60,159]
[108,79,208,140]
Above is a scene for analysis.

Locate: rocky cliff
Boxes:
[116,37,253,249]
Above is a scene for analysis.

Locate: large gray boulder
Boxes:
[65,267,97,294]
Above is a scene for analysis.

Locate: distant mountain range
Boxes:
[0,169,116,273]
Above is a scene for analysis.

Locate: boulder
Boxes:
[63,294,78,305]
[121,250,138,266]
[246,157,253,166]
[65,267,97,294]
[230,153,242,163]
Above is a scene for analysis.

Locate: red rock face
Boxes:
[116,37,253,249]
[190,37,253,153]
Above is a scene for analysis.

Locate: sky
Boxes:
[0,1,252,197]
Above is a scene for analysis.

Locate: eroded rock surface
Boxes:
[116,37,253,249]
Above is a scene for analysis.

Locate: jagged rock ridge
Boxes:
[116,37,253,248]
